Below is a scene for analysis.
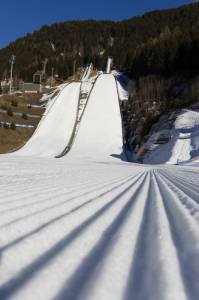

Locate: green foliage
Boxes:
[10,122,16,130]
[11,100,18,107]
[1,104,8,110]
[22,112,28,120]
[131,26,199,77]
[3,123,9,129]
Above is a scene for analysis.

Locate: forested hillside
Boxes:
[0,2,199,80]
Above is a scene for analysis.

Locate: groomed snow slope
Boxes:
[68,74,124,160]
[15,82,81,157]
[0,157,199,300]
[0,75,199,300]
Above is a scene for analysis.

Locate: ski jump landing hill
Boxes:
[14,74,124,160]
[67,74,124,160]
[0,74,199,300]
[15,81,81,157]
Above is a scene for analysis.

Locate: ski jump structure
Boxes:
[14,73,126,161]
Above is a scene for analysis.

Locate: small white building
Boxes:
[20,83,42,93]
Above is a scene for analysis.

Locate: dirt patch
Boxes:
[0,93,44,153]
[0,127,34,153]
[0,113,40,126]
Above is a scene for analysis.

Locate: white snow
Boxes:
[67,74,124,160]
[0,75,199,300]
[143,109,199,164]
[14,82,81,157]
[112,70,129,101]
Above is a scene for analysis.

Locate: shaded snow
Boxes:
[143,109,199,165]
[112,71,129,101]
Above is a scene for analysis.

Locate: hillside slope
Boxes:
[1,2,199,80]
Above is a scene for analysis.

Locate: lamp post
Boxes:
[9,55,16,95]
[73,60,77,80]
[51,67,54,87]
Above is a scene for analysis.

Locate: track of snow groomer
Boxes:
[0,75,199,300]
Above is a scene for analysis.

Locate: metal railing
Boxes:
[55,75,100,158]
[113,75,131,162]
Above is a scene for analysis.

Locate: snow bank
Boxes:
[143,109,199,164]
[112,70,129,101]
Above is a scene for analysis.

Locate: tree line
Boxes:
[0,2,199,81]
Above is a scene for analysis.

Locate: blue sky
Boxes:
[0,0,193,48]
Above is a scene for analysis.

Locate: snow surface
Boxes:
[143,109,199,165]
[67,74,124,160]
[0,75,199,300]
[112,70,129,101]
[14,82,81,157]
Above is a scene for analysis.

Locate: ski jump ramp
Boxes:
[15,82,81,158]
[0,74,199,300]
[14,74,124,160]
[68,74,124,160]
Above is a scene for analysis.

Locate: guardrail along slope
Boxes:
[56,76,99,158]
